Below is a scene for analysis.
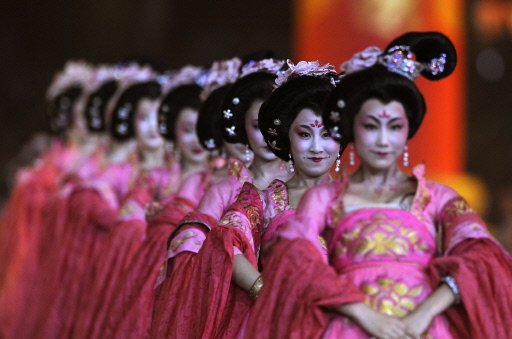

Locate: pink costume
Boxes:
[246,165,512,338]
[72,159,180,339]
[103,160,244,339]
[150,158,252,338]
[0,140,106,339]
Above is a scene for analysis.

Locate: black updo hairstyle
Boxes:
[84,80,119,133]
[259,75,337,161]
[323,31,457,144]
[158,84,202,142]
[48,85,83,134]
[196,84,231,151]
[110,80,161,141]
[220,72,276,146]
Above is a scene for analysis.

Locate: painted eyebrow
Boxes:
[367,116,404,123]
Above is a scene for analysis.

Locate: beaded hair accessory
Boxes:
[200,57,242,101]
[340,45,447,81]
[274,59,338,89]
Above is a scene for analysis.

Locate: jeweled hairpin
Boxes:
[330,126,342,139]
[205,138,216,149]
[273,119,281,126]
[267,128,277,136]
[378,45,447,81]
[232,97,240,105]
[159,123,167,134]
[269,140,281,150]
[225,126,236,136]
[337,99,345,108]
[223,109,233,119]
[330,111,341,123]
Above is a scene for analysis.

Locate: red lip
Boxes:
[192,148,204,154]
[375,152,388,157]
[309,157,324,162]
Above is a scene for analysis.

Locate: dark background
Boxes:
[1,0,511,226]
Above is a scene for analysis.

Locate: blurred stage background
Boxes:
[0,0,511,249]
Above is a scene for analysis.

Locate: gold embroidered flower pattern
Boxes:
[362,277,423,317]
[339,213,428,259]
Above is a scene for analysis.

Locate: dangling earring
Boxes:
[349,144,355,166]
[288,153,295,173]
[245,145,251,162]
[335,153,341,172]
[403,145,409,167]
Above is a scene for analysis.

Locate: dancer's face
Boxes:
[135,99,165,151]
[353,99,409,170]
[289,108,339,178]
[245,99,276,161]
[175,107,208,164]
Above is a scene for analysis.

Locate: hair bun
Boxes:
[385,31,457,80]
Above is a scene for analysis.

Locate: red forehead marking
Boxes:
[309,119,323,128]
[377,110,391,119]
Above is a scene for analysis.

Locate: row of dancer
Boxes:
[1,30,511,339]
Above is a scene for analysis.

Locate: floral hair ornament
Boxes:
[160,65,205,95]
[340,45,447,81]
[240,58,286,78]
[274,59,338,89]
[46,60,95,101]
[200,57,242,101]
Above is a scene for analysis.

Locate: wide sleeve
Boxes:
[246,237,366,339]
[428,191,512,338]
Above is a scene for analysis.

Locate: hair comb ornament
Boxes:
[274,59,338,88]
[269,140,281,150]
[341,45,447,81]
[378,46,446,81]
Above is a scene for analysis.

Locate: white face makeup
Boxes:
[135,99,165,151]
[289,108,339,178]
[244,99,276,162]
[175,107,208,164]
[353,99,409,171]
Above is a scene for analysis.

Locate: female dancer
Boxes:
[154,59,342,339]
[247,32,512,339]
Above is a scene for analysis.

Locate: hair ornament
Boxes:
[274,59,337,89]
[200,57,242,101]
[330,125,342,139]
[205,138,216,149]
[240,58,286,78]
[341,45,448,81]
[225,126,236,136]
[340,46,383,75]
[161,65,205,94]
[46,60,95,101]
[378,45,446,81]
[117,103,132,119]
[117,122,129,135]
[269,140,281,150]
[232,97,240,105]
[337,99,345,109]
[273,119,281,126]
[223,109,233,119]
[329,111,341,123]
[267,128,277,136]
